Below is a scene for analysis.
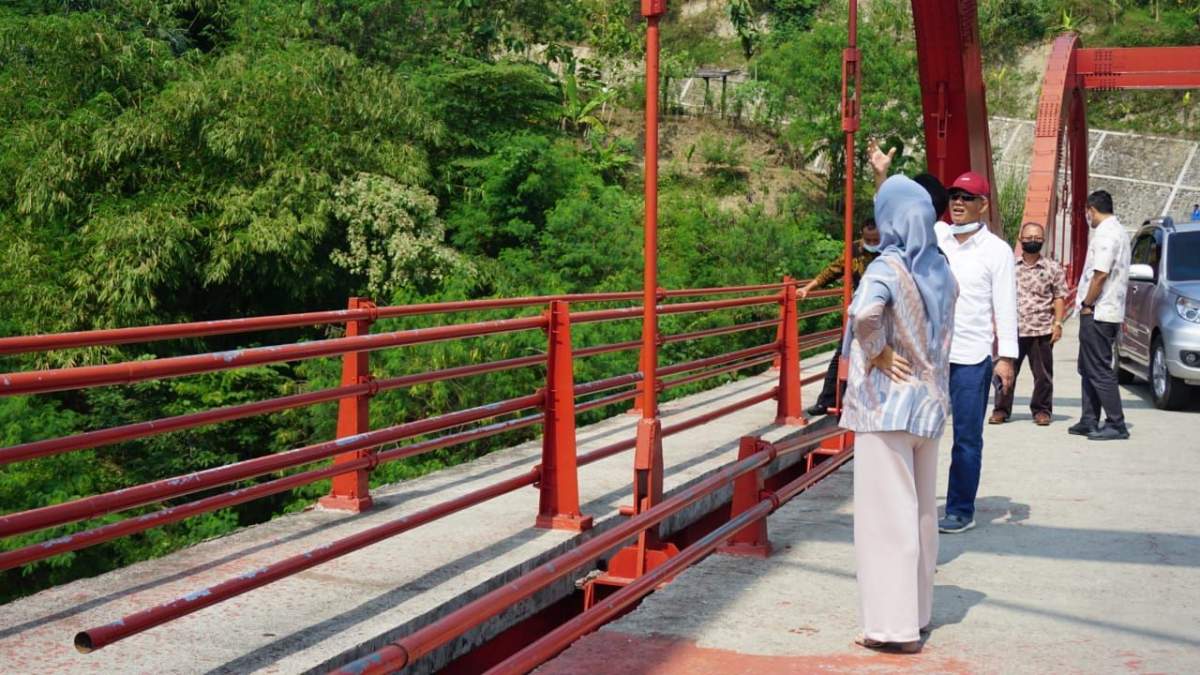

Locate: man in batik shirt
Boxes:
[990,222,1067,426]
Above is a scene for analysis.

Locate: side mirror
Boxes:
[1129,263,1155,283]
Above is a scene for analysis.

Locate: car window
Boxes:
[1166,231,1200,281]
[1131,233,1153,267]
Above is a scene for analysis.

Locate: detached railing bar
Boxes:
[571,294,782,325]
[660,353,777,391]
[0,316,549,398]
[577,387,778,467]
[0,393,545,539]
[0,414,543,572]
[658,342,780,378]
[488,445,854,674]
[0,353,549,467]
[572,318,779,361]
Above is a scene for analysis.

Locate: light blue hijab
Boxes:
[853,175,955,345]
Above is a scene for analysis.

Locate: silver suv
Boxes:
[1113,217,1200,409]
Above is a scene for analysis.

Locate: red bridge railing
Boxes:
[0,279,843,652]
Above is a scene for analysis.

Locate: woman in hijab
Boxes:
[841,174,957,653]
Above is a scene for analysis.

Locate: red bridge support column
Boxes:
[776,277,805,426]
[718,436,772,557]
[535,301,593,531]
[319,297,377,513]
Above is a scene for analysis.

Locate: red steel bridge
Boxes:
[2,1,1199,673]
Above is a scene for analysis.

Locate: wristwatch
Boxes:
[1081,301,1095,310]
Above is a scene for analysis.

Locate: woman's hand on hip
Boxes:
[869,346,912,383]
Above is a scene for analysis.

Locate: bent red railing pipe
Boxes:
[0,316,548,397]
[73,467,544,653]
[487,445,855,674]
[0,393,544,538]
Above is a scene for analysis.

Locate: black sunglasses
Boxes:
[949,192,981,203]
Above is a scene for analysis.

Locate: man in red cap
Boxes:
[935,171,1019,534]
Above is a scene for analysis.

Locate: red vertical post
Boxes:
[834,0,861,454]
[536,301,593,531]
[776,277,805,426]
[718,436,772,557]
[771,275,786,370]
[319,297,376,513]
[633,0,667,528]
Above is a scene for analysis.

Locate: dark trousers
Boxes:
[993,335,1054,417]
[946,357,993,521]
[814,338,843,409]
[1078,315,1126,429]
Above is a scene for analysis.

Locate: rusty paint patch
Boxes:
[539,631,978,675]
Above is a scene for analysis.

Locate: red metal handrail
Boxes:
[1,276,850,654]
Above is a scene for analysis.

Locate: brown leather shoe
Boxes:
[1034,413,1051,426]
[988,411,1008,424]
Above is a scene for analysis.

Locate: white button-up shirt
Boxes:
[935,222,1020,365]
[1077,215,1131,323]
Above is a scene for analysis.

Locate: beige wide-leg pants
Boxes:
[854,430,940,642]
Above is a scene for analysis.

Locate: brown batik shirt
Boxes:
[1015,255,1068,337]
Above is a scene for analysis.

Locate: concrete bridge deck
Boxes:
[0,353,831,674]
[543,320,1200,675]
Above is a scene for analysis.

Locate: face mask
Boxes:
[948,221,984,235]
[1021,241,1044,254]
[1085,211,1094,227]
[863,243,881,253]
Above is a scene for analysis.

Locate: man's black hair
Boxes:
[1087,190,1114,215]
[861,217,878,231]
[913,173,949,218]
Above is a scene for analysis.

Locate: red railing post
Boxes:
[319,297,377,513]
[775,278,805,426]
[718,436,772,557]
[535,301,593,531]
[771,275,787,370]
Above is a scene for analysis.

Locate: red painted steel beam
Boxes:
[0,316,547,397]
[911,0,999,230]
[0,393,544,538]
[1076,47,1200,90]
[487,446,854,674]
[1021,34,1090,283]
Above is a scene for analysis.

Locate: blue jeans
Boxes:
[945,357,993,520]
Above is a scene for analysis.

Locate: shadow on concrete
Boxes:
[937,495,1200,568]
[929,585,988,633]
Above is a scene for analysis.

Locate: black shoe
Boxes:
[1088,426,1129,441]
[1067,420,1098,436]
[806,403,831,417]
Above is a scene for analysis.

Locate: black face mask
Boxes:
[1021,241,1044,254]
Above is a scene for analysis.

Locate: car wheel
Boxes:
[1112,338,1134,384]
[1151,337,1190,410]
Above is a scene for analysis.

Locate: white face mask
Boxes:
[948,221,984,235]
[863,243,881,253]
[1085,210,1095,227]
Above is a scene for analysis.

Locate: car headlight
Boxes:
[1177,296,1200,324]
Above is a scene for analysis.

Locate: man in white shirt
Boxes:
[1069,190,1132,441]
[935,171,1019,534]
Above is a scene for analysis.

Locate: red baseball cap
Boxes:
[949,171,990,197]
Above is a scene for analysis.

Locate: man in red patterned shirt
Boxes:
[990,222,1068,426]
